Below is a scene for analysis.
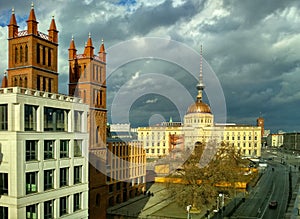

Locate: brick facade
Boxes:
[68,36,108,219]
[6,7,59,93]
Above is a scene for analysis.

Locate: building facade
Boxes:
[106,139,146,207]
[266,133,284,148]
[0,6,89,219]
[283,133,300,151]
[0,87,89,219]
[68,33,108,218]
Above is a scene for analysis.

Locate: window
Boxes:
[44,170,54,190]
[44,140,54,159]
[0,173,8,195]
[74,140,82,157]
[74,193,81,211]
[0,104,8,131]
[20,46,23,62]
[26,172,37,194]
[44,200,53,219]
[60,196,68,216]
[44,107,68,131]
[26,204,37,219]
[74,111,82,132]
[60,140,69,158]
[36,44,40,64]
[60,168,68,187]
[74,166,82,184]
[0,206,8,219]
[25,105,37,131]
[15,47,18,63]
[26,140,38,161]
[25,45,28,62]
[48,48,51,66]
[96,194,100,206]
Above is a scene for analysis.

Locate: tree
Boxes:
[166,141,253,211]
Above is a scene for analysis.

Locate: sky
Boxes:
[0,0,299,133]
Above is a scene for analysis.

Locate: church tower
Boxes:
[6,4,59,92]
[68,34,108,219]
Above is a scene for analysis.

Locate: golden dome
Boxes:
[187,100,211,114]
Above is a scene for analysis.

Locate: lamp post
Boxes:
[219,193,224,218]
[187,204,192,219]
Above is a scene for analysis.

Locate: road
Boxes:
[231,153,290,218]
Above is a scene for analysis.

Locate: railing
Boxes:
[15,30,50,40]
[0,87,82,103]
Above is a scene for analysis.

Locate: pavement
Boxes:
[107,182,206,219]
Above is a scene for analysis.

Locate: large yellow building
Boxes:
[138,48,261,159]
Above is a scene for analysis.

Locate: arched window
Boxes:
[24,77,28,88]
[20,46,23,62]
[48,48,51,66]
[42,46,46,65]
[83,90,86,103]
[13,77,18,86]
[15,47,18,63]
[25,45,28,62]
[19,77,22,87]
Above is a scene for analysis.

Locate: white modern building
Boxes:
[0,87,89,219]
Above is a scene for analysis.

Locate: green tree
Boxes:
[166,141,252,211]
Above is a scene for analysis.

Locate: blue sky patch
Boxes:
[117,0,137,6]
[0,9,27,28]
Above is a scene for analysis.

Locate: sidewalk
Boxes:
[107,183,205,219]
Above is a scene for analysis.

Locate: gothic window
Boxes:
[14,77,17,86]
[25,45,28,62]
[48,49,51,66]
[42,46,46,65]
[20,46,23,62]
[0,105,8,131]
[15,47,18,63]
[36,44,40,63]
[24,77,28,88]
[83,90,86,103]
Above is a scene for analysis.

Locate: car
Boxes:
[269,201,278,209]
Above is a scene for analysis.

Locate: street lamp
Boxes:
[219,193,224,218]
[186,204,192,219]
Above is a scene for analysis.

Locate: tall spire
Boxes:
[68,35,77,60]
[8,8,18,38]
[27,2,38,35]
[98,38,106,62]
[48,15,58,43]
[196,45,205,102]
[84,33,94,58]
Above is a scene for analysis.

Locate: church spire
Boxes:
[196,45,205,102]
[68,35,77,60]
[98,38,106,62]
[27,2,38,35]
[8,8,18,38]
[48,15,58,43]
[84,32,94,58]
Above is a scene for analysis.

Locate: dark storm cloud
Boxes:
[127,0,203,35]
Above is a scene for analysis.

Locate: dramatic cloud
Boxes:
[0,0,299,133]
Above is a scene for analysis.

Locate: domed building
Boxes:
[138,47,262,159]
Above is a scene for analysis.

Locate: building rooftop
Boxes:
[0,87,83,103]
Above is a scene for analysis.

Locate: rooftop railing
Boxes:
[0,87,82,103]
